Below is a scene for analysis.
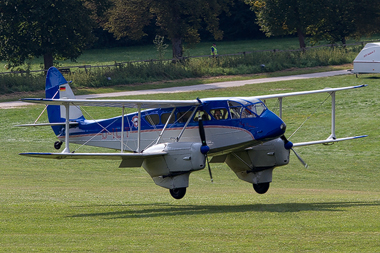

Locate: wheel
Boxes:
[54,141,63,150]
[169,188,186,199]
[253,182,270,194]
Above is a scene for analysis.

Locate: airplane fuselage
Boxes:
[56,97,286,155]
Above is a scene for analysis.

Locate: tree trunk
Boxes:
[296,28,306,49]
[171,37,183,59]
[44,52,54,74]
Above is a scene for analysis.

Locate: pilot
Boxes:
[242,105,255,118]
[214,109,222,120]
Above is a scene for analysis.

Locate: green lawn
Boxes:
[1,73,379,252]
[2,35,379,72]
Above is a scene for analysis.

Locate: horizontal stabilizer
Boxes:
[15,122,79,127]
[292,135,368,147]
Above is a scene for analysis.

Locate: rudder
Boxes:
[45,67,84,134]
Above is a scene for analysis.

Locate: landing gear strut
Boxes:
[54,141,63,150]
[169,188,186,199]
[253,182,270,194]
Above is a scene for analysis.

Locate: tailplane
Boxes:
[45,67,84,134]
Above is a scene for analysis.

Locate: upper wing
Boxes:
[21,98,201,109]
[249,84,367,100]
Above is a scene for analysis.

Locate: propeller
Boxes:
[198,114,213,182]
[281,135,308,168]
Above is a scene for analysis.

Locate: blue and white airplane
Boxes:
[18,67,367,199]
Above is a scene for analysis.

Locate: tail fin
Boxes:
[45,67,84,133]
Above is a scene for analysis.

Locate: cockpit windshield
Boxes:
[248,102,266,116]
[228,100,267,119]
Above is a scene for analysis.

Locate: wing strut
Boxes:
[156,107,176,145]
[176,106,199,142]
[137,104,141,152]
[63,102,70,153]
[121,106,125,153]
[329,91,336,140]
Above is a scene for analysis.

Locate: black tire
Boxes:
[253,182,270,194]
[169,188,186,199]
[54,141,63,150]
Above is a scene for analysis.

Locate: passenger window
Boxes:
[145,114,160,125]
[194,110,211,121]
[161,113,175,124]
[210,108,228,120]
[228,101,243,119]
[176,111,193,123]
[241,106,256,118]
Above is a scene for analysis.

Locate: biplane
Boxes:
[17,67,367,199]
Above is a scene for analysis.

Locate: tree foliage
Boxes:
[0,0,108,70]
[247,0,319,48]
[307,0,380,44]
[247,0,380,47]
[104,0,233,58]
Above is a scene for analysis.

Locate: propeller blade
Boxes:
[291,148,309,168]
[198,115,210,154]
[197,114,212,181]
[198,115,207,146]
[206,156,213,183]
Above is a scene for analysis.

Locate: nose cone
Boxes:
[255,110,286,140]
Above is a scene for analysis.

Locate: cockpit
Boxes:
[227,98,267,119]
[143,98,268,127]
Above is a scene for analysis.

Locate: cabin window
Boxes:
[145,114,160,126]
[210,108,228,120]
[241,105,257,118]
[176,111,193,123]
[193,110,211,121]
[161,113,175,124]
[228,101,243,119]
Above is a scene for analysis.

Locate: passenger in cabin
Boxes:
[213,109,222,120]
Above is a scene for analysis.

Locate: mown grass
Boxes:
[1,73,379,252]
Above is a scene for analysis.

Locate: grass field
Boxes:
[2,36,379,72]
[1,73,379,252]
[0,37,303,71]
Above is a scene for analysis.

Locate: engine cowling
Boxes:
[225,138,290,184]
[142,142,206,189]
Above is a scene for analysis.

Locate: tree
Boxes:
[104,0,233,59]
[248,0,380,47]
[246,0,317,48]
[307,0,380,44]
[0,0,107,70]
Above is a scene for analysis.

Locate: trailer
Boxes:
[353,42,380,75]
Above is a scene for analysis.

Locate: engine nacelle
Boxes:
[225,138,289,184]
[142,142,206,189]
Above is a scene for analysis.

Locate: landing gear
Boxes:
[54,141,63,150]
[169,188,186,199]
[253,182,270,194]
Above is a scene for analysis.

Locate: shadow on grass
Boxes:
[357,76,380,79]
[68,201,380,219]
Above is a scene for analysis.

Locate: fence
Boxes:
[0,40,377,75]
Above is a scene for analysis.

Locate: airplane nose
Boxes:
[256,110,286,140]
